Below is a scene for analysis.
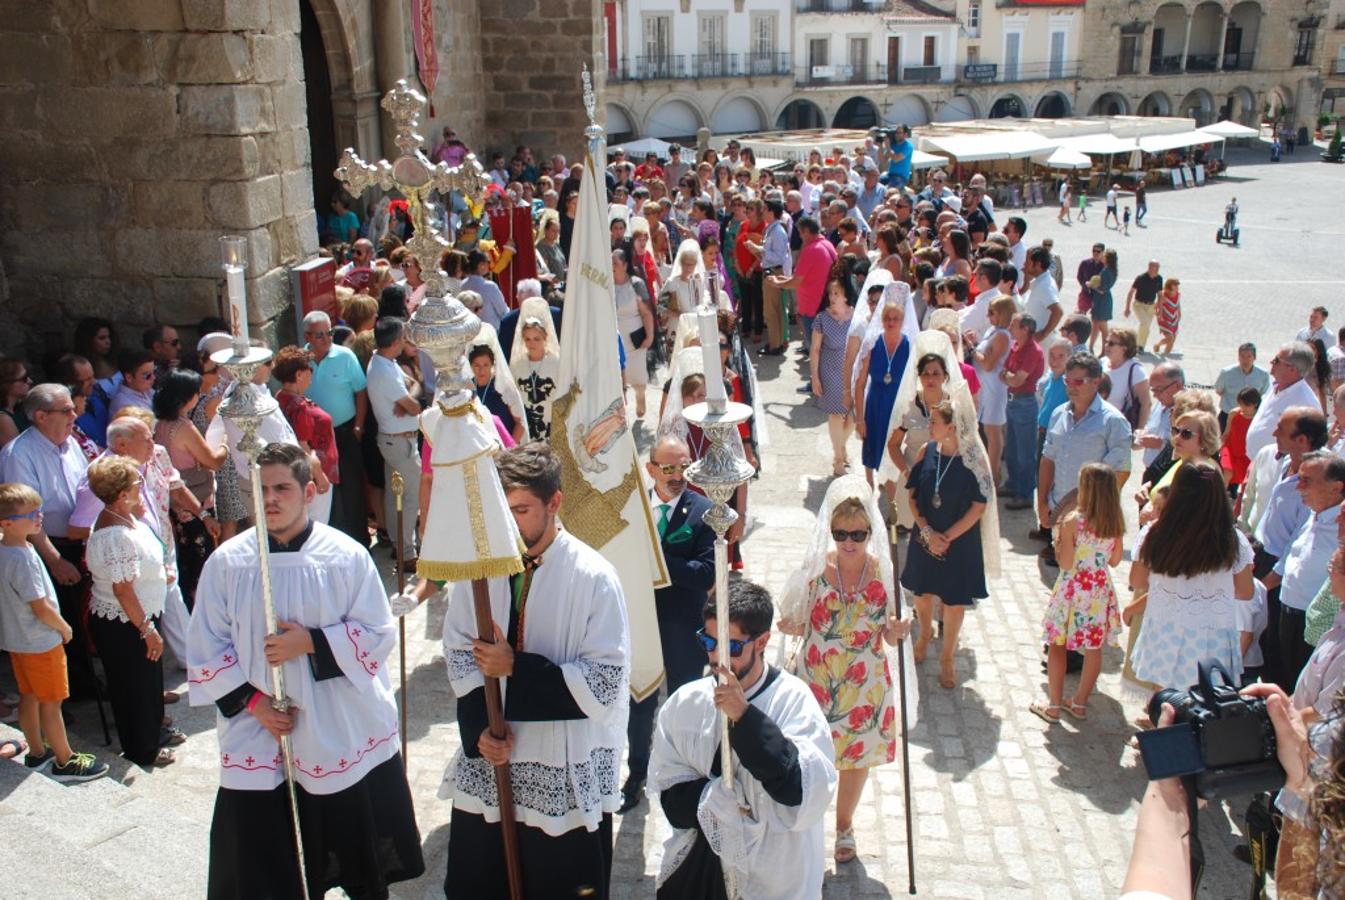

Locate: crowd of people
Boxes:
[0,128,1341,898]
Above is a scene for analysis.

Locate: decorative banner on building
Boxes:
[410,0,439,114]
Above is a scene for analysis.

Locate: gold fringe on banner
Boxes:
[416,556,524,582]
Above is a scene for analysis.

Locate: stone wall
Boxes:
[478,0,604,162]
[0,0,318,363]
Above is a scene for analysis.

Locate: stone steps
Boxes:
[0,723,208,898]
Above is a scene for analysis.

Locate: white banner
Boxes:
[550,141,669,701]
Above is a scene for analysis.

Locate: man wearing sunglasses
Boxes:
[142,324,180,377]
[108,348,157,416]
[620,437,716,814]
[649,580,836,899]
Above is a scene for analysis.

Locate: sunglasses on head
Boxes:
[655,462,689,475]
[831,528,870,544]
[696,628,755,657]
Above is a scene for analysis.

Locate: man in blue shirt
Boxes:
[879,124,913,191]
[1037,352,1133,566]
[302,310,369,544]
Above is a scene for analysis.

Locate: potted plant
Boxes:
[1325,126,1343,163]
[1317,113,1331,141]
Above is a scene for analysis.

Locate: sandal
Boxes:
[834,827,857,864]
[1065,701,1088,720]
[152,748,176,767]
[160,726,187,747]
[0,737,28,759]
[1029,701,1064,723]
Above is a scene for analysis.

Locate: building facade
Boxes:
[1321,0,1345,114]
[603,0,1326,139]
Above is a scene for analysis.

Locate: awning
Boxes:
[1055,133,1138,155]
[608,136,673,159]
[1198,119,1259,139]
[921,130,1055,161]
[1032,147,1092,169]
[1137,130,1225,153]
[912,149,949,170]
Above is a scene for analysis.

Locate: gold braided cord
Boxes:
[438,398,486,421]
[429,444,499,468]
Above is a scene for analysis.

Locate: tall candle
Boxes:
[224,265,248,352]
[698,307,727,410]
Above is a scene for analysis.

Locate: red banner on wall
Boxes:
[411,0,439,114]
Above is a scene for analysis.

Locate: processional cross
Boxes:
[335,79,489,299]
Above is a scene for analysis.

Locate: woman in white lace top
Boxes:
[84,454,175,768]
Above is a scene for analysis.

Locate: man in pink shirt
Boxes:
[767,217,837,390]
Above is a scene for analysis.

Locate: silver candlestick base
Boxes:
[683,400,755,532]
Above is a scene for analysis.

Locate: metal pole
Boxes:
[391,471,409,762]
[890,521,917,895]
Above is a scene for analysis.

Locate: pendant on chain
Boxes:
[932,492,942,509]
[883,373,892,385]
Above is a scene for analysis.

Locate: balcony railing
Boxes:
[902,65,944,84]
[610,53,792,82]
[796,62,888,85]
[995,60,1081,82]
[1185,53,1219,72]
[1150,54,1183,74]
[1222,51,1255,71]
[796,0,883,11]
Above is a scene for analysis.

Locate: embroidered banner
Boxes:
[411,0,439,115]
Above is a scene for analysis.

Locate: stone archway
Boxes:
[1089,92,1130,116]
[833,96,880,129]
[645,98,704,140]
[989,94,1026,119]
[1034,91,1071,118]
[301,0,341,211]
[933,94,979,122]
[710,95,768,135]
[1222,87,1258,126]
[1138,91,1172,117]
[1179,88,1215,126]
[775,98,826,130]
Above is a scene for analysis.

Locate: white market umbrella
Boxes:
[1033,146,1092,169]
[1198,119,1259,139]
[608,136,673,160]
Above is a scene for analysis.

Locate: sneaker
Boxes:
[24,748,55,771]
[48,751,110,784]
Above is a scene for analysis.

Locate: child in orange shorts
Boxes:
[0,483,107,782]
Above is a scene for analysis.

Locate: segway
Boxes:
[1216,212,1239,246]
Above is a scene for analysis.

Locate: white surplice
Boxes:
[649,669,837,900]
[186,522,399,795]
[440,529,630,836]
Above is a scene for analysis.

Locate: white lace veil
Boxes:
[850,267,895,340]
[880,329,1001,578]
[470,321,526,427]
[777,474,919,725]
[508,296,560,363]
[657,346,745,455]
[860,281,920,361]
[661,238,706,316]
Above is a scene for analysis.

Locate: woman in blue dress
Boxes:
[901,399,993,690]
[853,290,910,487]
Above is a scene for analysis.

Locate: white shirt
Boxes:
[959,291,996,342]
[1245,378,1321,460]
[1009,241,1027,289]
[1275,503,1341,611]
[366,353,415,435]
[1106,188,1118,208]
[1240,444,1287,534]
[1059,181,1070,203]
[463,274,510,331]
[1141,402,1172,466]
[86,522,167,622]
[1296,325,1335,348]
[1022,272,1061,337]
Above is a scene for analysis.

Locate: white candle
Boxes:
[225,265,248,352]
[698,307,727,409]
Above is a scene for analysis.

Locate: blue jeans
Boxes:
[1005,393,1040,499]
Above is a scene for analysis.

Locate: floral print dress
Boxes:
[1041,519,1120,651]
[799,570,896,770]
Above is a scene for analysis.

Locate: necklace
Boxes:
[931,444,954,509]
[108,508,137,529]
[879,336,901,385]
[836,556,871,601]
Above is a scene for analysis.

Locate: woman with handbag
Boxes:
[614,246,655,419]
[1102,327,1150,431]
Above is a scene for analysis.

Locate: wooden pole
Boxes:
[470,578,525,900]
[890,521,917,895]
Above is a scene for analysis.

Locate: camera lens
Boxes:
[1148,687,1186,726]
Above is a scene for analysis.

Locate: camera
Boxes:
[870,126,902,146]
[1136,659,1284,799]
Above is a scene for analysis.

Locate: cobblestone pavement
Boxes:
[41,145,1340,898]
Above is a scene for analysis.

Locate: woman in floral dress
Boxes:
[778,477,911,865]
[1033,463,1125,724]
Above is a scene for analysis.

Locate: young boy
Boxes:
[1122,206,1131,236]
[0,483,108,782]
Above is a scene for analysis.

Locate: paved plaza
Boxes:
[2,144,1340,898]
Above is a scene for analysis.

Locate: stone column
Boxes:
[1217,12,1230,70]
[375,0,411,159]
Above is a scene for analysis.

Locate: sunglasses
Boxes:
[137,370,156,381]
[2,509,41,521]
[305,330,333,339]
[162,338,181,347]
[831,528,870,544]
[696,628,756,657]
[655,462,690,475]
[1064,376,1092,387]
[1171,426,1198,441]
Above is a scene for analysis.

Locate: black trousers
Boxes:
[1278,605,1312,691]
[736,273,764,337]
[89,613,164,766]
[625,618,708,785]
[445,810,613,900]
[329,420,369,545]
[50,537,98,698]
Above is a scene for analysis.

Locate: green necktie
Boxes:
[657,503,671,538]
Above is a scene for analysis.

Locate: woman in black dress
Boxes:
[900,400,989,689]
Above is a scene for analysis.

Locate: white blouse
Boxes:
[86,522,166,623]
